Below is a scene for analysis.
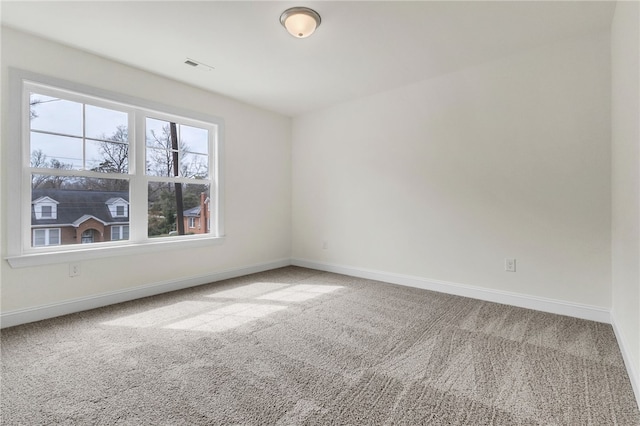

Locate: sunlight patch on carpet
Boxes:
[206,282,290,299]
[101,301,220,328]
[257,284,343,302]
[102,283,343,332]
[164,303,287,332]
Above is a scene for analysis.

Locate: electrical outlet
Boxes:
[69,263,81,277]
[505,258,516,272]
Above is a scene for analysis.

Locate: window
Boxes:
[32,196,59,220]
[111,225,129,241]
[81,229,95,244]
[188,217,196,228]
[33,229,60,247]
[106,198,129,218]
[7,71,223,266]
[145,118,211,239]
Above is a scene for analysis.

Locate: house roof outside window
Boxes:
[31,189,129,227]
[182,206,201,217]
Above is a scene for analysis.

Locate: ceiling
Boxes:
[1,1,616,117]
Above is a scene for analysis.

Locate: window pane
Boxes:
[86,140,129,173]
[123,225,129,239]
[181,125,208,155]
[146,117,170,146]
[49,229,60,245]
[146,118,178,177]
[33,230,45,246]
[111,227,118,240]
[85,104,128,141]
[41,205,52,217]
[30,93,82,136]
[181,153,208,179]
[30,132,83,170]
[148,182,210,238]
[31,178,129,247]
[147,118,209,178]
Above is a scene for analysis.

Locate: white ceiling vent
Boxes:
[184,58,214,72]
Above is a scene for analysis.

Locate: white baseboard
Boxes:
[2,257,612,326]
[611,314,640,409]
[0,258,290,329]
[291,258,611,324]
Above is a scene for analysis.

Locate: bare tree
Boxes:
[84,125,130,191]
[29,97,62,121]
[94,125,129,174]
[146,124,189,177]
[31,149,72,189]
[30,98,43,121]
[30,149,48,168]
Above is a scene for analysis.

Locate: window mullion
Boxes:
[211,126,220,237]
[82,103,87,171]
[21,83,37,252]
[130,110,148,243]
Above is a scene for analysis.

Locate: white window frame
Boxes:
[188,217,196,228]
[6,69,225,268]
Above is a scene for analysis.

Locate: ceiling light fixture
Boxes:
[280,7,321,38]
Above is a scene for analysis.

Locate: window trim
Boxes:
[6,68,225,268]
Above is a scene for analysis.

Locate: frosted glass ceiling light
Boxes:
[280,7,321,38]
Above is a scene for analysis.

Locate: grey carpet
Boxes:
[2,266,639,425]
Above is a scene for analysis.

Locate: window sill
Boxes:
[5,235,226,268]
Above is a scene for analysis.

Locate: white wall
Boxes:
[611,1,640,398]
[292,31,612,309]
[0,27,292,313]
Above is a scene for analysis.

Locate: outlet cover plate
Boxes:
[505,258,516,272]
